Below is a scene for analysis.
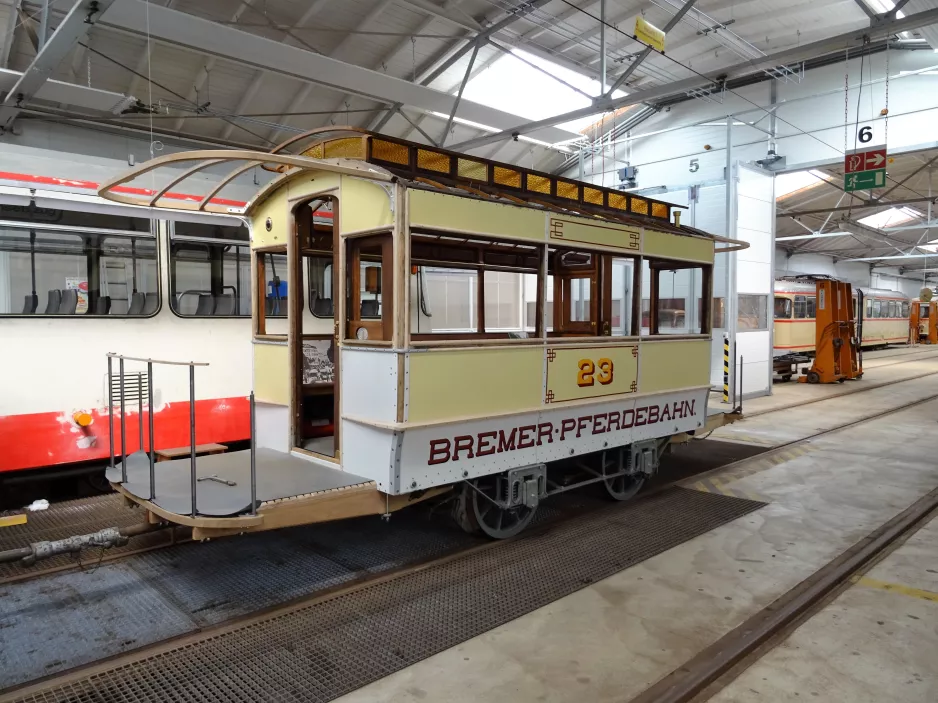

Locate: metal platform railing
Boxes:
[106,353,257,518]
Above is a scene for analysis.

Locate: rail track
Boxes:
[4,384,937,702]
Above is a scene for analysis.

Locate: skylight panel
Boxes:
[460,49,625,138]
[858,207,923,229]
[775,170,833,199]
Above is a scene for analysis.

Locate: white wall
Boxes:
[775,251,873,287]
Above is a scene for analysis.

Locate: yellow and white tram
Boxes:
[773,280,910,356]
[96,128,747,539]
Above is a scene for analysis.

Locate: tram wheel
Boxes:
[454,475,536,539]
[806,371,821,384]
[600,449,645,501]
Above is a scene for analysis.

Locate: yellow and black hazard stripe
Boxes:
[723,335,730,403]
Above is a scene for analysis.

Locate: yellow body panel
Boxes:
[408,189,545,243]
[407,347,543,423]
[643,228,713,263]
[250,172,341,249]
[639,339,711,392]
[254,342,290,405]
[545,343,638,403]
[340,176,393,233]
[547,216,640,251]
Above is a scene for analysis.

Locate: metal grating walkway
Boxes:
[8,488,764,703]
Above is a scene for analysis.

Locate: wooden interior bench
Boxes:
[155,443,228,463]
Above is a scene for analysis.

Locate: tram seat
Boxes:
[213,294,235,316]
[94,296,111,315]
[127,292,146,315]
[142,292,159,315]
[22,294,38,314]
[312,297,333,317]
[360,299,380,317]
[195,294,215,316]
[44,290,61,314]
[58,289,79,315]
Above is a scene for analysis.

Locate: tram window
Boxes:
[0,224,158,316]
[307,256,333,318]
[805,296,816,318]
[901,301,910,318]
[872,299,882,318]
[643,259,708,335]
[610,257,635,336]
[712,297,726,328]
[346,235,392,342]
[921,303,930,318]
[793,295,807,319]
[865,298,873,318]
[774,297,792,319]
[411,233,541,338]
[738,295,769,330]
[887,300,897,318]
[170,223,251,317]
[254,248,289,336]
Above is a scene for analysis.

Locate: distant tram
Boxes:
[97,128,747,539]
[773,280,910,356]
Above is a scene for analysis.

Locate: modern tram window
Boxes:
[170,222,251,317]
[0,208,157,316]
[793,295,807,319]
[774,296,792,319]
[738,294,769,330]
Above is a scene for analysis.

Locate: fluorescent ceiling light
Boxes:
[461,49,625,136]
[858,206,923,229]
[776,170,833,199]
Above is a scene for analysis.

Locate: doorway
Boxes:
[291,196,339,459]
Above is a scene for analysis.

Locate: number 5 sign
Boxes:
[545,345,638,403]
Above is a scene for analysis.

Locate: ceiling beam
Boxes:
[0,0,117,133]
[98,0,580,145]
[449,5,938,151]
[785,195,938,217]
[419,0,553,87]
[604,0,698,97]
[0,65,130,113]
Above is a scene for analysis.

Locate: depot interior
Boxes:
[1,1,938,702]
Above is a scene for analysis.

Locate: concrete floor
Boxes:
[336,347,938,703]
[713,516,938,703]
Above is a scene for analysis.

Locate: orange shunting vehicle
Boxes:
[910,296,938,345]
[800,278,862,384]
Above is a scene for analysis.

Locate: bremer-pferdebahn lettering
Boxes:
[427,397,698,465]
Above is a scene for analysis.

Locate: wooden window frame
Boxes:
[254,244,287,339]
[646,259,712,336]
[345,234,394,342]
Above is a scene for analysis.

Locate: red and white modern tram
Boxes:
[0,171,324,478]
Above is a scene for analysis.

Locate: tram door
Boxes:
[292,198,340,459]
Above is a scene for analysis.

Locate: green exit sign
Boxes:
[844,168,885,192]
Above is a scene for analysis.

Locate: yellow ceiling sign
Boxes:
[635,16,666,52]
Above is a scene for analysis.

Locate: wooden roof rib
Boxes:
[96,127,747,252]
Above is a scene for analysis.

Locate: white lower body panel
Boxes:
[342,388,709,495]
